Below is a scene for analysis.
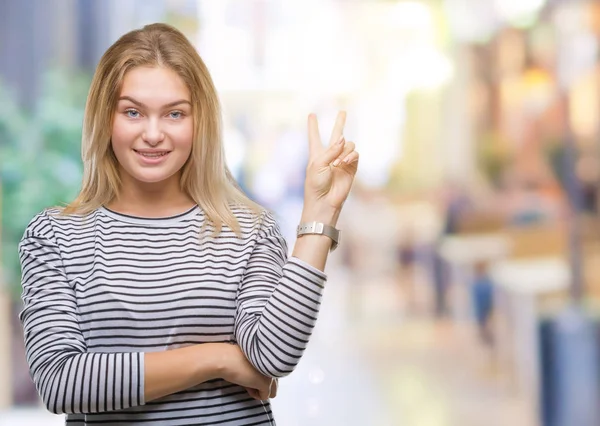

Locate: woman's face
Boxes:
[111,66,193,187]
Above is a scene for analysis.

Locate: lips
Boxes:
[134,149,171,164]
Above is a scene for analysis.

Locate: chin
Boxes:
[128,169,180,185]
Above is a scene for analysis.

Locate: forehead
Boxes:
[119,66,190,102]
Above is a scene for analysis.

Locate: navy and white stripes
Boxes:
[19,206,326,425]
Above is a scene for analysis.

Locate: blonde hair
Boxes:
[61,23,263,235]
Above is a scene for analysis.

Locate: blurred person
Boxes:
[441,181,472,235]
[430,182,472,319]
[395,228,419,314]
[431,246,450,318]
[576,155,600,215]
[17,23,359,425]
[470,261,495,346]
[397,230,417,273]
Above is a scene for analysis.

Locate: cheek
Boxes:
[172,123,194,153]
[111,118,136,152]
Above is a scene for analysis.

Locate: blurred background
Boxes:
[2,0,600,425]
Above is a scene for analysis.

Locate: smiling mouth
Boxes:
[134,150,170,158]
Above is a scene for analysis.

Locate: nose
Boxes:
[142,118,165,146]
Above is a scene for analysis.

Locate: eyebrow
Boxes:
[117,96,191,109]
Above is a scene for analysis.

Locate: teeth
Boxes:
[138,152,167,158]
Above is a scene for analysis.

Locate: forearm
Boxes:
[32,344,226,414]
[237,256,328,377]
[144,343,224,402]
[32,351,144,414]
[236,271,324,378]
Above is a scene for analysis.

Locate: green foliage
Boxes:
[0,69,91,297]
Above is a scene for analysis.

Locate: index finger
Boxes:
[307,113,322,157]
[328,111,347,146]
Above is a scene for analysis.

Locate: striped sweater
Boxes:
[18,205,327,425]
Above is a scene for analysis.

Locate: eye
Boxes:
[169,111,184,119]
[125,109,140,118]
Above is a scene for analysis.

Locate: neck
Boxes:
[108,172,195,217]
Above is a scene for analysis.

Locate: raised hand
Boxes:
[304,111,359,216]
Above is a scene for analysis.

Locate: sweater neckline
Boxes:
[98,205,200,226]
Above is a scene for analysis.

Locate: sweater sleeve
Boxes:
[18,213,145,415]
[234,212,327,378]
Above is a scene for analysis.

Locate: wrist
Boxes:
[205,343,232,381]
[300,204,341,227]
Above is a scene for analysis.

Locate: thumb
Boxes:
[317,136,345,166]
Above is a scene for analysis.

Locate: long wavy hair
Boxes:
[61,23,263,235]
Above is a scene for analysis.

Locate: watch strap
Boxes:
[296,221,340,252]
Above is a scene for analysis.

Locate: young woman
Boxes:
[18,23,358,425]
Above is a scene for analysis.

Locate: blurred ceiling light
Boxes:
[389,48,454,92]
[494,0,547,26]
[443,0,498,43]
[307,398,320,418]
[388,1,432,30]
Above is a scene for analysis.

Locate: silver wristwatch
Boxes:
[296,221,341,252]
